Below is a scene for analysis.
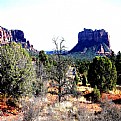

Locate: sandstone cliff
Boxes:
[69,28,111,55]
[0,26,37,55]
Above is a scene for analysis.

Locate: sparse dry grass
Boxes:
[108,85,121,95]
[1,93,121,121]
[1,84,121,121]
[111,89,121,95]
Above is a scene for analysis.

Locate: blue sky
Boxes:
[0,0,121,53]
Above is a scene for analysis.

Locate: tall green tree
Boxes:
[38,50,48,66]
[35,50,49,96]
[109,50,116,63]
[0,42,35,98]
[75,60,90,74]
[87,56,117,92]
[75,60,90,86]
[116,51,121,85]
[36,50,49,78]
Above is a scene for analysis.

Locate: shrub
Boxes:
[116,51,121,85]
[93,86,101,102]
[88,56,117,93]
[94,101,121,121]
[0,42,36,99]
[74,74,79,85]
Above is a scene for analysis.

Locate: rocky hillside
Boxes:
[69,28,111,55]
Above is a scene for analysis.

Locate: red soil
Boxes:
[101,93,121,101]
[0,93,121,120]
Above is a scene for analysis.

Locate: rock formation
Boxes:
[69,28,111,55]
[0,26,12,44]
[0,26,26,45]
[0,26,38,55]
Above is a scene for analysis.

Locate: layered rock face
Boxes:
[10,30,32,49]
[0,26,38,56]
[0,26,12,44]
[11,30,26,42]
[0,26,26,45]
[0,26,34,50]
[69,28,111,54]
